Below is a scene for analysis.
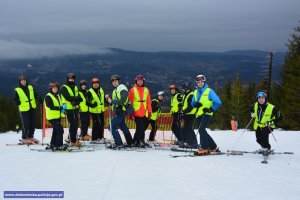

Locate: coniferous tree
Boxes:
[279,24,300,130]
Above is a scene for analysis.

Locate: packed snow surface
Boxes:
[1,129,299,200]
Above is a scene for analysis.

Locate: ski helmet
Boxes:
[18,75,27,81]
[181,82,192,91]
[67,73,76,80]
[49,81,59,89]
[195,74,206,82]
[157,91,165,96]
[111,75,120,82]
[169,84,176,90]
[91,77,100,84]
[135,75,145,81]
[257,91,267,98]
[79,80,87,86]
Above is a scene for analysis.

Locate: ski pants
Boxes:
[90,112,104,141]
[20,109,35,139]
[197,115,217,149]
[182,114,197,146]
[256,127,272,150]
[148,119,157,141]
[111,112,132,146]
[49,119,64,147]
[133,116,148,144]
[171,113,183,142]
[66,109,79,143]
[79,112,89,137]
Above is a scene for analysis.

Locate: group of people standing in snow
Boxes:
[14,73,283,153]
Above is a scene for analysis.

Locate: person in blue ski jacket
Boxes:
[191,74,222,154]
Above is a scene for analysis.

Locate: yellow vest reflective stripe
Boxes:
[150,99,160,120]
[171,93,182,113]
[79,91,89,112]
[182,92,197,115]
[15,85,37,112]
[89,88,105,113]
[45,93,62,120]
[112,84,128,111]
[132,87,149,111]
[253,102,275,130]
[194,88,213,117]
[61,85,79,110]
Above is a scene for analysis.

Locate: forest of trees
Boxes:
[0,24,299,133]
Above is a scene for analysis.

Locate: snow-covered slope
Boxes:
[1,130,299,200]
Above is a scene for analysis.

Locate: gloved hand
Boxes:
[203,107,213,113]
[148,113,152,120]
[251,112,255,118]
[178,103,183,109]
[75,96,82,103]
[71,100,77,106]
[178,111,185,117]
[90,102,97,108]
[265,121,274,126]
[194,102,202,108]
[61,103,67,113]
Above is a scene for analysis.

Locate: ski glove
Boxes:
[251,113,255,118]
[265,121,274,126]
[178,103,183,109]
[194,102,202,108]
[203,107,213,113]
[61,103,67,112]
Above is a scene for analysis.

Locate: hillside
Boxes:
[0,49,285,96]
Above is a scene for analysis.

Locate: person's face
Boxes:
[20,79,26,86]
[81,85,86,90]
[258,96,266,104]
[196,80,205,88]
[158,95,164,101]
[170,89,176,95]
[93,82,99,89]
[52,87,58,93]
[137,79,144,86]
[111,79,119,87]
[68,78,75,83]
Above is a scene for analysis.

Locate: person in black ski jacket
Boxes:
[251,91,283,152]
[14,75,42,145]
[44,82,68,151]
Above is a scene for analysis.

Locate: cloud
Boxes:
[0,39,110,60]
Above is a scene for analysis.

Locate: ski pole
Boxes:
[231,117,254,150]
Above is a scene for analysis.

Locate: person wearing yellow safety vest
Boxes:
[178,82,198,148]
[78,80,91,141]
[128,75,152,148]
[44,82,68,151]
[251,91,283,153]
[191,75,222,155]
[60,73,82,147]
[146,91,164,143]
[105,75,133,149]
[14,75,42,145]
[169,84,183,144]
[86,77,106,144]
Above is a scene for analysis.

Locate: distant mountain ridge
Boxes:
[0,48,286,96]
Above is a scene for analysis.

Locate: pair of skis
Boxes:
[227,150,294,164]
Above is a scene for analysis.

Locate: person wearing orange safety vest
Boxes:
[128,75,152,148]
[14,75,42,145]
[250,91,283,153]
[86,77,106,144]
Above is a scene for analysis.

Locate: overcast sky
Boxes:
[0,0,299,59]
